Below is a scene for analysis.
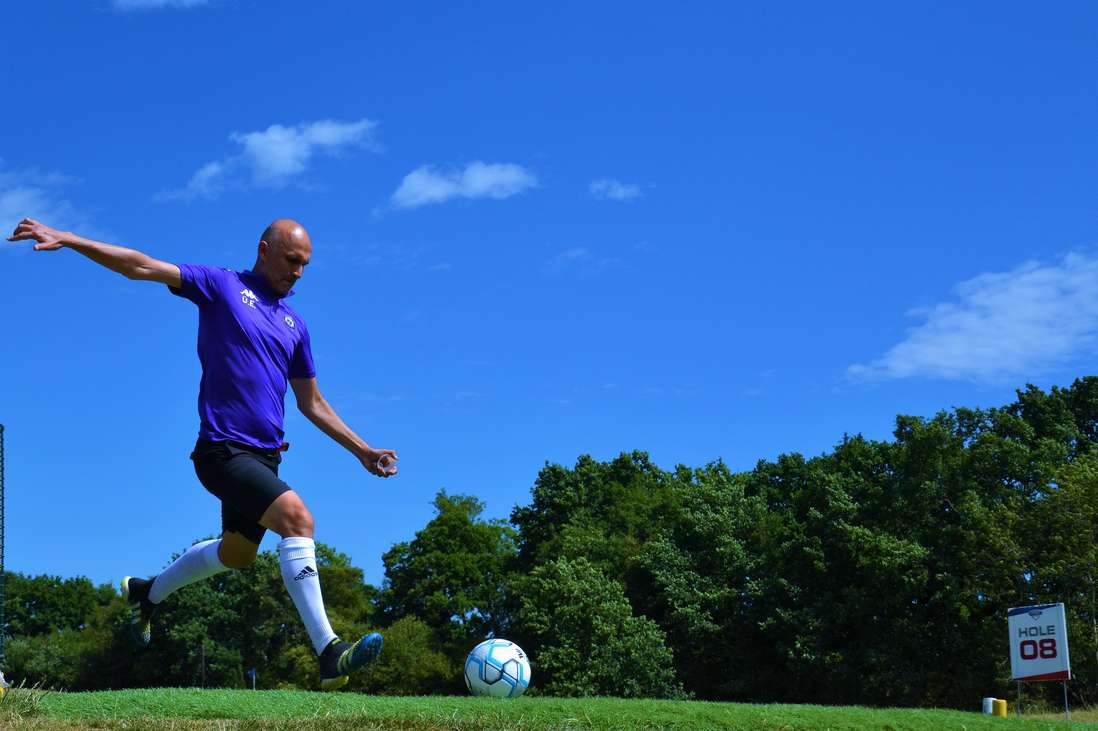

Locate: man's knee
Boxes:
[262,491,315,538]
[219,533,259,569]
[220,551,256,570]
[283,504,315,537]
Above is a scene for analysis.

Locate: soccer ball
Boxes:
[464,638,531,698]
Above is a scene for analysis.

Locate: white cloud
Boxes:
[171,161,227,200]
[113,0,210,9]
[590,178,641,201]
[390,162,537,209]
[162,118,377,200]
[0,166,77,189]
[0,162,84,242]
[1,187,58,226]
[848,253,1098,382]
[232,119,376,184]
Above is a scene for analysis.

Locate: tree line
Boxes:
[5,378,1098,707]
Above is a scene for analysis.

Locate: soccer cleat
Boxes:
[121,576,159,648]
[319,632,384,691]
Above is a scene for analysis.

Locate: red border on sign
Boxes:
[1018,671,1071,682]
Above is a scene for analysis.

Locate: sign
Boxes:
[1008,603,1071,682]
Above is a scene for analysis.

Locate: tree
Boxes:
[379,491,517,656]
[511,452,674,579]
[125,539,378,690]
[9,378,1098,703]
[630,461,762,699]
[350,617,457,695]
[5,598,133,690]
[3,573,112,637]
[1028,453,1098,706]
[513,556,683,699]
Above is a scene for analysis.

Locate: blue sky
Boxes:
[2,1,1095,588]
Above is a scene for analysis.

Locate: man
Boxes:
[6,217,396,691]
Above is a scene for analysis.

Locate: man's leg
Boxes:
[122,533,254,647]
[217,531,262,569]
[124,438,271,649]
[148,539,229,601]
[263,492,337,654]
[261,491,382,690]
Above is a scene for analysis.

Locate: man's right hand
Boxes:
[360,447,399,478]
[7,218,67,250]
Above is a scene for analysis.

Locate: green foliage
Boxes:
[379,490,517,655]
[8,377,1098,706]
[1027,452,1098,707]
[511,452,673,578]
[351,616,457,695]
[515,556,683,699]
[631,461,762,698]
[133,542,376,690]
[5,541,378,693]
[3,574,109,636]
[5,600,131,690]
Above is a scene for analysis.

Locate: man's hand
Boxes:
[7,219,180,285]
[7,218,67,250]
[360,447,399,478]
[291,377,399,479]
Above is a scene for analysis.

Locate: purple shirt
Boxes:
[169,264,316,449]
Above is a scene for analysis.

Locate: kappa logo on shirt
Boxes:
[241,288,259,309]
[284,315,295,328]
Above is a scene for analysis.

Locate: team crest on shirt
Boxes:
[285,315,295,328]
[241,288,259,309]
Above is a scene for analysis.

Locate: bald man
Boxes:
[7,218,396,691]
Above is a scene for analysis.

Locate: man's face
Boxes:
[261,235,312,295]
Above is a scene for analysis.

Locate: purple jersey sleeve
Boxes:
[168,263,228,306]
[290,321,317,379]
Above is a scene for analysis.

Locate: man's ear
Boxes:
[257,240,270,261]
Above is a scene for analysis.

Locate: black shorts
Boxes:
[190,438,292,545]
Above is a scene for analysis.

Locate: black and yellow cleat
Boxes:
[121,576,159,648]
[319,632,384,691]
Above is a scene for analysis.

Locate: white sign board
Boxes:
[1008,603,1071,682]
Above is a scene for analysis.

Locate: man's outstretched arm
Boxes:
[290,376,398,478]
[7,218,181,287]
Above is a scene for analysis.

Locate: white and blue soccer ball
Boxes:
[464,638,531,698]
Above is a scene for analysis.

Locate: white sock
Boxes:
[148,539,229,603]
[278,536,338,655]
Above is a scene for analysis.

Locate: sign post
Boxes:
[1008,602,1071,719]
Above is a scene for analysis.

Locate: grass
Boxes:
[1,688,1096,730]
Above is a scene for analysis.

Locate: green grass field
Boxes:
[2,688,1097,731]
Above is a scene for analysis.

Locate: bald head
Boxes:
[261,219,310,250]
[254,218,313,296]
